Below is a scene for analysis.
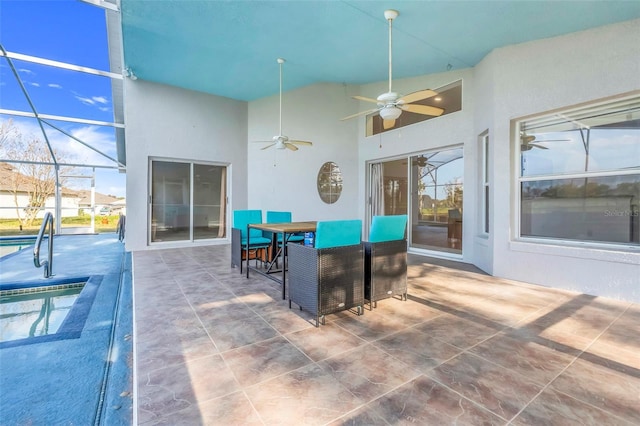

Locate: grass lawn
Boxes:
[0,216,119,237]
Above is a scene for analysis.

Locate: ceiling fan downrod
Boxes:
[385,9,398,94]
[277,58,285,137]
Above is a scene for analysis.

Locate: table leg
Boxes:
[282,231,287,300]
[246,224,250,278]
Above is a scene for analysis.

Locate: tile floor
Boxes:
[133,245,640,425]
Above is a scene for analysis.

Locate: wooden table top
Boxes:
[248,221,317,233]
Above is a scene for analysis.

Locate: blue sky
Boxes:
[0,0,125,197]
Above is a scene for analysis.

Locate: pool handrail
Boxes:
[34,212,54,278]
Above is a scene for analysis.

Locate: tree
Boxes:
[0,119,68,226]
[444,178,463,210]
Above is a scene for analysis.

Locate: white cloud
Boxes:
[99,107,111,112]
[29,82,40,87]
[73,93,111,108]
[48,83,62,89]
[18,68,34,75]
[75,95,95,106]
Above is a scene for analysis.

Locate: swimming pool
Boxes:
[0,234,132,425]
[0,280,95,346]
[0,236,37,258]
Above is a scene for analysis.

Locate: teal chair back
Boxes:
[369,215,407,243]
[266,211,292,223]
[315,220,362,249]
[233,210,263,239]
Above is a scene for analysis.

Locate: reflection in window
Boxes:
[411,147,464,254]
[518,95,640,246]
[317,162,343,204]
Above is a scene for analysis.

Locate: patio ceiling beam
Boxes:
[0,108,125,129]
[1,44,57,167]
[79,0,119,12]
[0,50,123,80]
[41,119,125,169]
[0,158,122,170]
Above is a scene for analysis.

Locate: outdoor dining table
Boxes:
[246,221,317,300]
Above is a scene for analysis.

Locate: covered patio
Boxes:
[134,248,639,424]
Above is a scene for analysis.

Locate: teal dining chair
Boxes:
[364,214,408,309]
[287,219,364,327]
[266,211,305,243]
[231,210,272,274]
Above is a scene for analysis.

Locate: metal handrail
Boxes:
[34,212,54,278]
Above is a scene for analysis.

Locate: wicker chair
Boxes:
[287,219,364,327]
[364,215,408,310]
[231,210,272,274]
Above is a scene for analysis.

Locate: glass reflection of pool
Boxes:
[1,284,84,342]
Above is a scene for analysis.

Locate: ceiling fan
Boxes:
[257,58,313,151]
[341,9,445,130]
[520,132,570,151]
[413,155,429,167]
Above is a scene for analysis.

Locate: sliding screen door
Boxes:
[150,160,227,243]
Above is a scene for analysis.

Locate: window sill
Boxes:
[510,239,640,265]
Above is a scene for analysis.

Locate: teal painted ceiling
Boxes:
[120,1,640,101]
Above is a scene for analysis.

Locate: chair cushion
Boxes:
[241,236,272,247]
[315,220,362,249]
[369,214,407,243]
[233,210,264,239]
[266,211,292,223]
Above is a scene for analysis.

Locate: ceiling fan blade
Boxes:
[261,143,276,150]
[352,95,380,104]
[383,118,396,129]
[289,140,313,146]
[399,89,438,104]
[285,143,298,151]
[521,134,536,143]
[340,108,380,121]
[400,104,444,116]
[530,143,548,150]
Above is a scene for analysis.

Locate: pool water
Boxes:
[0,237,36,258]
[0,284,84,342]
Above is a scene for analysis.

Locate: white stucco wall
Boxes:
[124,79,248,251]
[247,82,359,222]
[485,19,640,302]
[123,19,640,302]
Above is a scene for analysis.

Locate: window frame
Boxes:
[514,93,640,250]
[479,131,490,235]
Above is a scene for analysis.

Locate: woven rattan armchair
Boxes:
[364,215,408,310]
[231,210,272,274]
[287,220,364,327]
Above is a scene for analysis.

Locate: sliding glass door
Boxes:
[369,146,463,255]
[150,160,227,243]
[410,148,463,254]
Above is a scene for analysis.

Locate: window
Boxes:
[367,80,462,136]
[317,162,343,204]
[517,95,640,246]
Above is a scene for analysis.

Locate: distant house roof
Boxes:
[76,190,121,206]
[0,162,79,197]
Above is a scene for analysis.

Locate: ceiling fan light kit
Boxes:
[380,106,402,120]
[340,9,445,130]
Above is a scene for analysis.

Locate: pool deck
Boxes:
[0,233,132,425]
[133,246,640,425]
[2,236,640,425]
